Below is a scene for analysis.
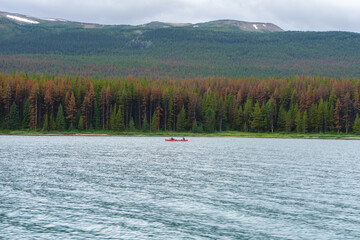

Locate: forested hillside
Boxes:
[2,73,360,134]
[1,14,360,78]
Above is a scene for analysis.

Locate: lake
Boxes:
[0,136,360,239]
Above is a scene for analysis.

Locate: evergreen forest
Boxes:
[2,15,360,79]
[2,73,360,135]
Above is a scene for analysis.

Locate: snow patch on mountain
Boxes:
[6,14,39,24]
[44,18,67,22]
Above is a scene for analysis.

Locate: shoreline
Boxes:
[1,131,360,139]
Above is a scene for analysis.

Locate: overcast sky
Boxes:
[2,0,360,32]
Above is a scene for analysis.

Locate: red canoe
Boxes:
[165,139,188,142]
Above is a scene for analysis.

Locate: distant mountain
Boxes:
[140,19,283,33]
[0,11,283,32]
[194,20,283,32]
[1,10,360,79]
[0,11,104,29]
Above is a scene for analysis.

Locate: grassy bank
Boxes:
[1,130,359,139]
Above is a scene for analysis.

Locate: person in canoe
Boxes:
[182,137,185,140]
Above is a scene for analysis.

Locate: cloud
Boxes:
[2,0,360,32]
[260,0,360,32]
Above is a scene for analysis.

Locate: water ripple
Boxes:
[0,136,360,239]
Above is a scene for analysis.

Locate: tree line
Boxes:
[2,72,360,134]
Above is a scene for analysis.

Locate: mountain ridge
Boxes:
[1,10,360,79]
[0,10,283,33]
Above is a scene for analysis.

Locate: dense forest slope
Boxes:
[1,11,360,78]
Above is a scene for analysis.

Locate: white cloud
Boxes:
[2,0,360,32]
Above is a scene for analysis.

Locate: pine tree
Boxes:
[204,107,215,133]
[110,104,117,131]
[42,114,49,131]
[0,116,4,130]
[155,105,162,130]
[317,98,325,132]
[8,102,20,130]
[49,114,56,130]
[234,106,243,131]
[290,89,298,107]
[285,109,293,133]
[216,98,226,132]
[151,111,157,132]
[22,100,30,129]
[243,97,253,130]
[353,114,360,134]
[65,92,77,127]
[265,98,275,133]
[323,101,329,133]
[327,103,335,132]
[304,85,313,111]
[29,83,40,129]
[167,97,174,131]
[353,89,360,116]
[221,113,229,131]
[3,83,12,124]
[294,110,302,133]
[192,120,198,133]
[129,117,136,131]
[243,122,248,132]
[56,104,66,131]
[198,123,204,133]
[309,103,318,132]
[277,106,286,131]
[142,115,149,131]
[93,100,101,130]
[81,95,92,130]
[78,116,84,131]
[329,90,336,108]
[250,102,264,132]
[342,92,352,134]
[115,105,124,131]
[334,98,342,133]
[68,122,74,131]
[176,106,186,132]
[302,111,308,134]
